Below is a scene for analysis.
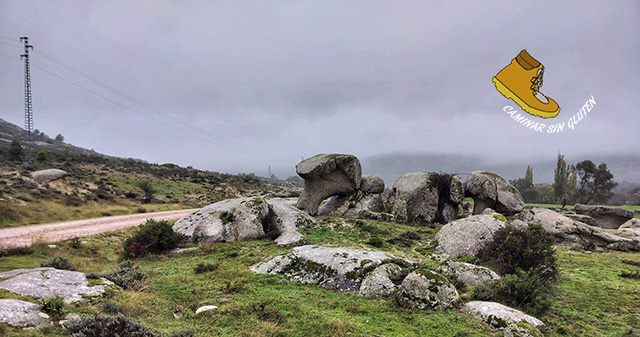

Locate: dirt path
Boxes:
[0,209,197,248]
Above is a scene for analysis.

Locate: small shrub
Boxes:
[478,223,557,285]
[68,237,82,249]
[40,256,77,271]
[367,236,384,248]
[122,219,182,258]
[0,246,33,257]
[42,296,64,319]
[65,313,158,337]
[472,269,552,316]
[620,270,640,279]
[454,255,482,265]
[387,231,421,247]
[249,300,285,324]
[99,299,122,314]
[100,261,147,290]
[194,262,219,274]
[219,211,234,224]
[443,272,467,293]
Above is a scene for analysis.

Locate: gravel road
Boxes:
[0,209,197,248]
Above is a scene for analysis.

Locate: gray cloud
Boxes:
[1,1,638,178]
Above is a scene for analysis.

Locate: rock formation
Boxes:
[574,204,634,229]
[295,154,362,215]
[386,172,463,225]
[0,268,113,303]
[434,214,507,258]
[464,171,524,215]
[172,197,314,247]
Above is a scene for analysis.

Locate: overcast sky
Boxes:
[1,1,638,178]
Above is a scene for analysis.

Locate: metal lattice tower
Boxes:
[20,36,34,163]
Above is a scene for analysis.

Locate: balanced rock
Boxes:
[435,214,507,258]
[386,172,463,225]
[31,169,67,183]
[0,268,113,302]
[0,299,49,327]
[436,260,500,287]
[464,171,524,215]
[358,263,403,298]
[574,204,634,229]
[395,269,459,310]
[172,197,314,246]
[251,245,410,293]
[517,207,640,251]
[318,176,385,218]
[463,301,544,330]
[295,154,362,215]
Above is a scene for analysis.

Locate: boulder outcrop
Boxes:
[0,299,49,327]
[386,172,463,225]
[31,169,67,183]
[436,260,500,287]
[295,154,362,215]
[463,301,544,330]
[318,175,386,218]
[0,268,113,302]
[395,269,460,310]
[517,207,640,251]
[358,263,403,298]
[172,197,314,247]
[434,214,507,258]
[464,171,524,215]
[574,204,634,229]
[251,245,411,293]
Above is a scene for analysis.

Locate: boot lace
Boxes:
[530,67,544,93]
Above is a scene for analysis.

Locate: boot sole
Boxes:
[492,77,560,118]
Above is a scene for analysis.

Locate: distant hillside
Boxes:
[361,152,640,185]
[0,118,298,228]
[0,118,112,159]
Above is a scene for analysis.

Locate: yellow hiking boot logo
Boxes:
[493,49,560,118]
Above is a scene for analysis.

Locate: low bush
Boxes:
[472,269,552,316]
[99,260,147,290]
[474,222,558,315]
[122,219,182,258]
[40,256,77,271]
[194,262,219,274]
[65,313,158,337]
[99,299,122,314]
[42,296,64,319]
[478,223,557,285]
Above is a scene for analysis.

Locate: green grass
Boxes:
[1,218,639,336]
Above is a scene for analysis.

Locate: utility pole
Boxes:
[20,36,34,163]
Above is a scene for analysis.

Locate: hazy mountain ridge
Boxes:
[362,152,640,186]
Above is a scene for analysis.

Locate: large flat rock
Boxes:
[0,267,113,302]
[251,245,409,293]
[0,299,49,327]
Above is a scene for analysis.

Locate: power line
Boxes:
[30,49,288,161]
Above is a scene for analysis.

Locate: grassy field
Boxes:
[1,218,639,336]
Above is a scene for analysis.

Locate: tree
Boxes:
[575,160,617,204]
[510,165,537,202]
[55,134,65,142]
[8,139,25,162]
[137,181,157,204]
[553,154,569,203]
[35,150,49,167]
